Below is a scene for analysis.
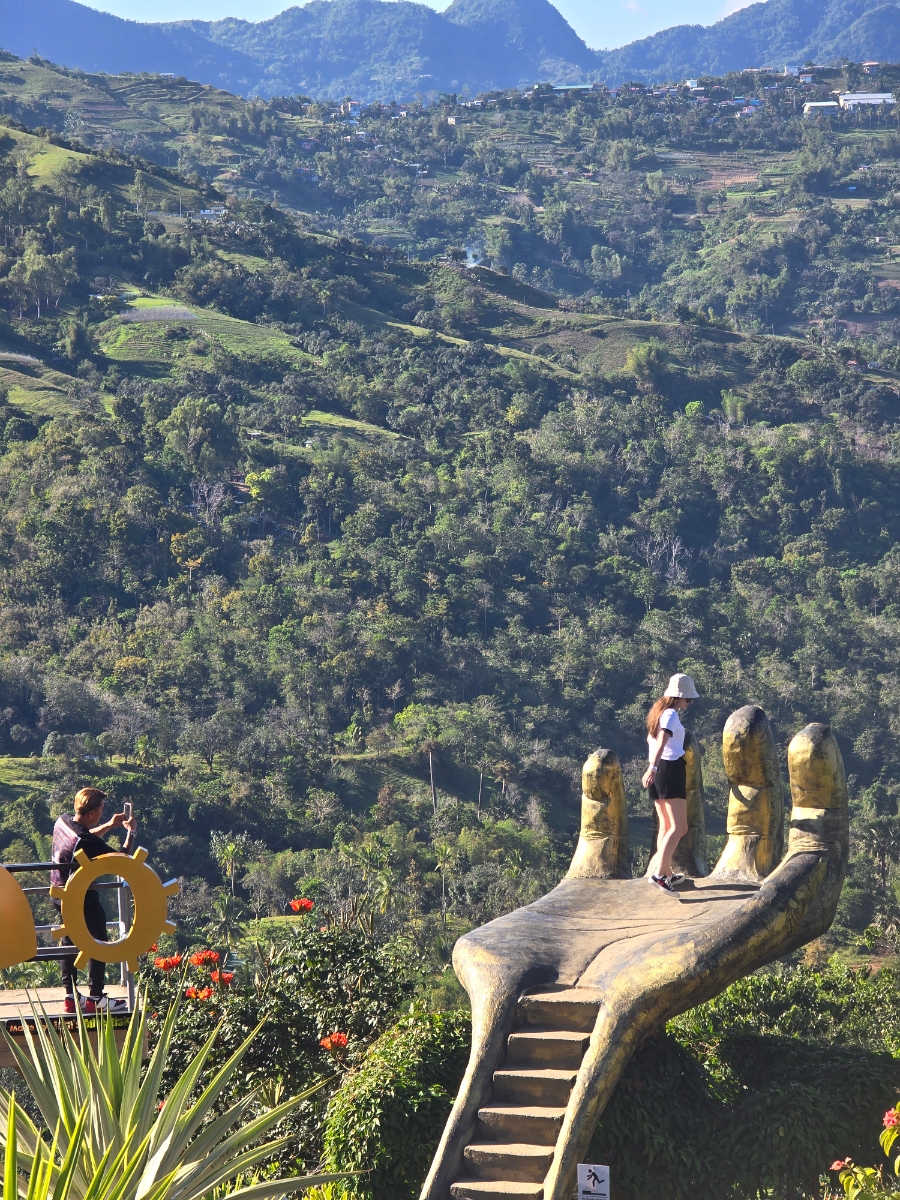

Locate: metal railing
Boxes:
[0,863,135,1010]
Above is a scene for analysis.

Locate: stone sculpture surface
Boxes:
[420,707,849,1200]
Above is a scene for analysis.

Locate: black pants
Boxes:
[55,889,108,997]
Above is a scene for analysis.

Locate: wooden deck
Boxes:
[0,984,129,1018]
[0,986,132,1069]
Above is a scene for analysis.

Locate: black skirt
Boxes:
[649,756,686,801]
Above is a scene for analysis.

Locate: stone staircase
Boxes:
[449,988,602,1200]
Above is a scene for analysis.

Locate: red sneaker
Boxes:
[63,996,76,1015]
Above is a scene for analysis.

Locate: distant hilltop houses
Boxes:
[804,91,896,115]
[325,61,898,119]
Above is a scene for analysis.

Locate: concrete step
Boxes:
[517,988,603,1033]
[492,1068,577,1106]
[505,1029,589,1069]
[477,1104,566,1144]
[464,1141,554,1183]
[450,1181,543,1199]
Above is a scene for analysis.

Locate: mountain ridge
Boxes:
[2,0,900,100]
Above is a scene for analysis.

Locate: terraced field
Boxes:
[0,361,79,417]
[100,297,311,373]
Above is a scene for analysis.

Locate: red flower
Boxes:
[185,985,215,1001]
[149,943,158,953]
[320,1031,349,1053]
[154,954,182,971]
[210,970,234,985]
[189,950,220,967]
[885,1110,900,1128]
[290,898,314,913]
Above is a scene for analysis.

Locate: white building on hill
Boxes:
[838,92,895,109]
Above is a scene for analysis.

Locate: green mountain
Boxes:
[5,0,900,102]
[596,0,900,82]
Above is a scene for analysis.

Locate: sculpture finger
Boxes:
[711,704,784,882]
[565,749,630,880]
[780,721,849,941]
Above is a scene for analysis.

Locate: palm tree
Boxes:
[210,831,264,895]
[433,844,454,928]
[371,868,398,920]
[133,735,160,771]
[859,817,900,887]
[205,891,247,953]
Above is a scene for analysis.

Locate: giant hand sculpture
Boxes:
[420,708,848,1200]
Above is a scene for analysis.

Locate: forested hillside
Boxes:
[0,65,899,984]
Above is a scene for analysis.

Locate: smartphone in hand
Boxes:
[124,802,132,820]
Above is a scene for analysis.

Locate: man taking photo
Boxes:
[51,787,137,1014]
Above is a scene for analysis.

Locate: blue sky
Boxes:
[84,0,753,49]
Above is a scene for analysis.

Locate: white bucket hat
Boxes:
[664,673,699,699]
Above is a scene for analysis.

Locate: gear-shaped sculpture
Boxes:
[49,847,179,971]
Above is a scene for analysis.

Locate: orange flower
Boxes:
[320,1031,348,1052]
[154,953,182,971]
[290,898,314,913]
[189,949,220,966]
[185,985,214,1001]
[210,970,234,985]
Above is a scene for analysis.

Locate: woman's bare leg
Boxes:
[655,797,688,877]
[648,801,676,877]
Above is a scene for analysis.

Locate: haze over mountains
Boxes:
[5,0,900,100]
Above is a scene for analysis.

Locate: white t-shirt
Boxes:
[648,707,686,762]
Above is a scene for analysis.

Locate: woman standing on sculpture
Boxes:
[642,673,699,892]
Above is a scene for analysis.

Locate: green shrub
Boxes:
[592,1032,897,1200]
[322,1008,471,1200]
[673,961,900,1052]
[140,924,424,1101]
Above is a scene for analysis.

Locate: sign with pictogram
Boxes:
[577,1164,609,1198]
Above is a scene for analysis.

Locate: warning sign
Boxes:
[577,1164,609,1198]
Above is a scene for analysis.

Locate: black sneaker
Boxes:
[651,874,675,893]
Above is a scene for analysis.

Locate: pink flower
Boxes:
[831,1159,851,1170]
[885,1110,900,1128]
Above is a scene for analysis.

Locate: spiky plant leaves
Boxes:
[0,993,350,1200]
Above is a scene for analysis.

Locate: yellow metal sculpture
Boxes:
[421,707,849,1200]
[0,865,38,969]
[0,847,177,974]
[49,848,179,970]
